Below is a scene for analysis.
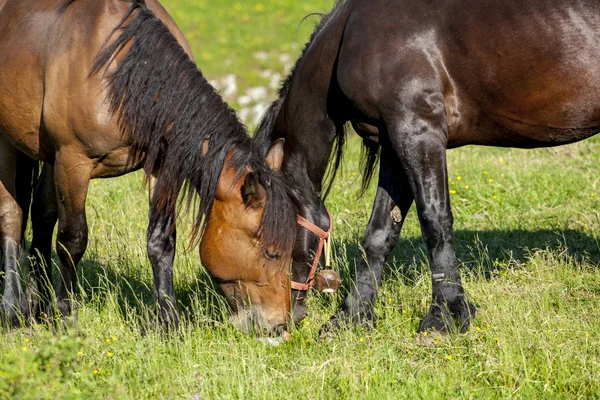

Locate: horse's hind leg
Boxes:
[52,154,92,320]
[327,147,413,328]
[384,90,475,334]
[0,140,27,326]
[146,173,180,330]
[29,164,58,318]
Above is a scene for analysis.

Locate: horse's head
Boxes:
[200,140,296,336]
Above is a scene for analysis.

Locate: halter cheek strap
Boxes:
[291,209,332,291]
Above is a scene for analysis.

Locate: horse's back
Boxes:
[336,0,600,147]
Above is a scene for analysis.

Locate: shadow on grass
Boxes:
[9,246,231,333]
[78,253,229,329]
[337,228,600,287]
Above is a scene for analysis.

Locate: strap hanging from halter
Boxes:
[291,209,332,291]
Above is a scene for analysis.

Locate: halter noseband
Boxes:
[291,209,332,291]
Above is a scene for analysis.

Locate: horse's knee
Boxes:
[361,228,396,256]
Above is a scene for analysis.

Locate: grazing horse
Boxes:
[256,0,600,333]
[0,0,296,336]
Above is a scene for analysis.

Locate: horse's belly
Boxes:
[448,110,600,149]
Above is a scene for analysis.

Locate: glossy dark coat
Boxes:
[257,0,600,332]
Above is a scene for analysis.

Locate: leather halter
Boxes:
[291,209,332,291]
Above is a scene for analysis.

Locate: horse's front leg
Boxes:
[385,90,475,334]
[0,141,27,326]
[29,164,58,318]
[53,153,93,320]
[146,174,179,330]
[327,147,413,328]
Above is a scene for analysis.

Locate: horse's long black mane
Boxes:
[255,0,379,198]
[90,0,295,252]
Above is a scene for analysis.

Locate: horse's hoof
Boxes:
[418,298,477,334]
[319,308,375,338]
[318,315,343,338]
[418,310,452,334]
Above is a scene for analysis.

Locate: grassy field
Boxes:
[2,0,600,398]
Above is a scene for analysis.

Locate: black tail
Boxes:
[15,152,40,247]
[359,139,380,194]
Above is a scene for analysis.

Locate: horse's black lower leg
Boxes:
[327,147,413,328]
[147,174,179,330]
[147,209,179,329]
[29,165,58,317]
[0,143,26,326]
[386,98,475,334]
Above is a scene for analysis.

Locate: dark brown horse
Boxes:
[0,0,296,335]
[256,0,600,333]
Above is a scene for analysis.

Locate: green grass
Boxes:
[1,0,600,398]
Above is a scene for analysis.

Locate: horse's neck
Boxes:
[274,95,337,193]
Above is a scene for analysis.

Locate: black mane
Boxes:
[91,0,295,253]
[255,0,378,198]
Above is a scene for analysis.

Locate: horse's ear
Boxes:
[265,138,285,172]
[241,172,266,209]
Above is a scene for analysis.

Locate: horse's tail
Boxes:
[15,152,40,247]
[359,137,380,195]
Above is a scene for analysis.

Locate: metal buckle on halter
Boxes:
[291,209,332,291]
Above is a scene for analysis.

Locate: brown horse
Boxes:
[256,0,600,333]
[0,0,296,335]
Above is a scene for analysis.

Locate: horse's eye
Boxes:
[265,250,280,260]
